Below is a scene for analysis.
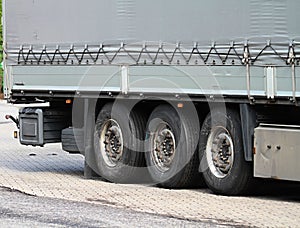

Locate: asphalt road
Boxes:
[0,187,227,228]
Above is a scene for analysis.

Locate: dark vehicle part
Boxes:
[5,115,19,128]
[145,104,201,188]
[61,128,84,153]
[199,108,252,195]
[94,103,147,183]
[19,108,70,146]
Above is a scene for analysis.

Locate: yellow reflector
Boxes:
[66,99,72,104]
[14,131,18,139]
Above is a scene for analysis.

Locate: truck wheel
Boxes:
[94,103,147,184]
[145,104,201,188]
[199,108,252,195]
[61,128,84,153]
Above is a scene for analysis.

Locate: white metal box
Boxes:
[254,124,300,181]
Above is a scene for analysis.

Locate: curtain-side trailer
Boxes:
[3,0,300,195]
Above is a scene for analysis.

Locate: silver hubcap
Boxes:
[99,119,123,167]
[206,126,234,178]
[151,123,176,172]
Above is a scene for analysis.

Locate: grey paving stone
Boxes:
[0,100,300,227]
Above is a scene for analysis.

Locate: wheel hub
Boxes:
[206,127,234,178]
[152,125,176,172]
[99,119,123,167]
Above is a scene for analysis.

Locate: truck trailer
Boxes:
[3,0,300,195]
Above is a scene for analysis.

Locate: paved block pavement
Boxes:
[0,100,300,227]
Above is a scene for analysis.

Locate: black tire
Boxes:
[199,108,252,195]
[62,128,84,153]
[145,104,201,188]
[94,102,148,184]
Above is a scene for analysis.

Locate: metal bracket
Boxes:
[287,42,297,105]
[265,66,276,99]
[242,42,255,103]
[240,104,257,161]
[121,65,129,95]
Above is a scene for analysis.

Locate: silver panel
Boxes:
[11,65,121,92]
[254,124,300,181]
[5,0,298,49]
[9,65,300,99]
[3,0,300,99]
[3,0,300,66]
